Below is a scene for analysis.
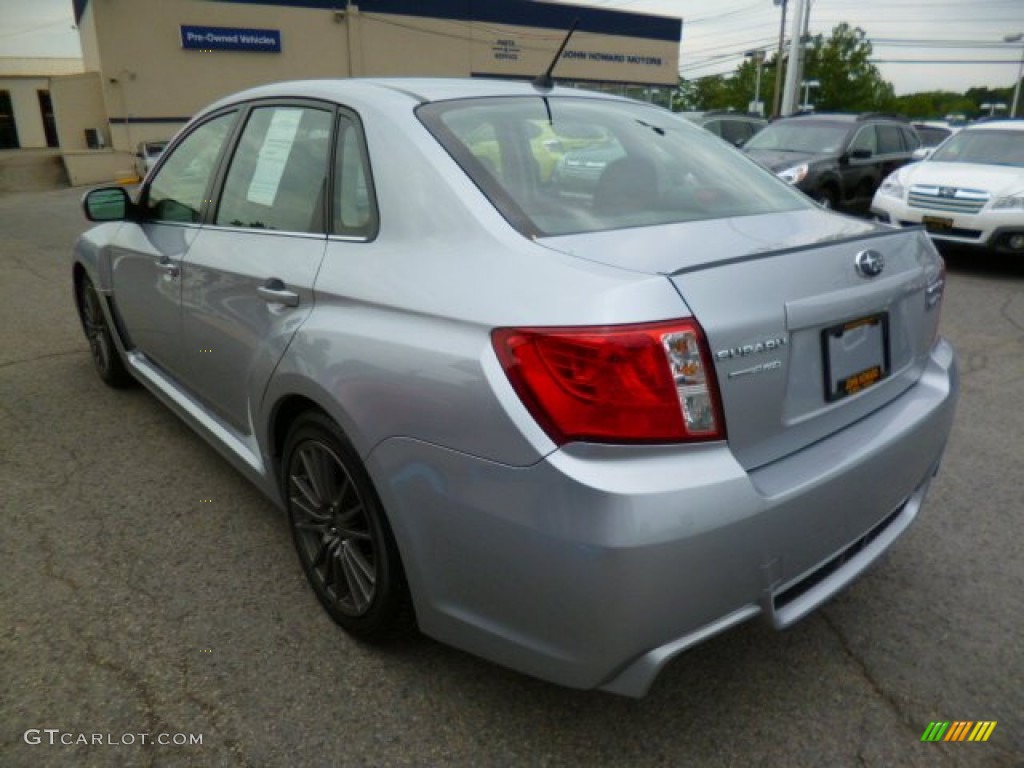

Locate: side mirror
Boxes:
[912,147,934,161]
[848,148,872,161]
[83,186,131,222]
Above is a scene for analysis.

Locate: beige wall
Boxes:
[51,72,109,151]
[0,77,49,148]
[61,149,134,186]
[78,0,680,150]
[78,4,102,73]
[91,0,350,120]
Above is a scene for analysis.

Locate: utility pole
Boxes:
[1006,33,1024,118]
[780,0,806,115]
[772,0,787,117]
[745,49,766,115]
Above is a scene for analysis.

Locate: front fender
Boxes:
[72,222,124,294]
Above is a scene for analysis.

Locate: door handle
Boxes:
[157,256,179,278]
[257,279,300,307]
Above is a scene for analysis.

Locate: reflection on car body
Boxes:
[72,79,957,696]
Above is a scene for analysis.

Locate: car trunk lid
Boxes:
[537,210,945,470]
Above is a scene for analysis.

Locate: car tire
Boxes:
[282,412,415,643]
[815,186,838,209]
[77,277,134,388]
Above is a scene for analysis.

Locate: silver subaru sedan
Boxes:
[72,79,958,697]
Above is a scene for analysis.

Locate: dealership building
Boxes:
[0,0,681,184]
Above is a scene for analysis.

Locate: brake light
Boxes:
[492,319,726,445]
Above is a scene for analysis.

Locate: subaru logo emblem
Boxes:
[855,249,884,278]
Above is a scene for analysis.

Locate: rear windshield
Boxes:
[417,96,810,237]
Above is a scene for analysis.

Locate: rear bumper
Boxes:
[367,338,958,696]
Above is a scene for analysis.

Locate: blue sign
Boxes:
[181,25,281,53]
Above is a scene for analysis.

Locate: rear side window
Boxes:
[216,105,332,233]
[145,111,237,223]
[719,119,753,146]
[903,127,924,149]
[703,120,722,137]
[877,124,904,154]
[418,97,810,237]
[332,113,377,238]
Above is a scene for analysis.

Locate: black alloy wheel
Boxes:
[77,278,133,388]
[283,412,414,642]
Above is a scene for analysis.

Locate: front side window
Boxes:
[419,97,811,237]
[876,124,904,155]
[145,112,237,223]
[216,106,333,233]
[847,125,878,155]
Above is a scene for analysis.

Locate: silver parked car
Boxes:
[133,140,168,179]
[73,79,958,696]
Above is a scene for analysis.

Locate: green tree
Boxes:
[890,91,976,120]
[674,58,778,114]
[801,23,894,112]
[676,74,734,111]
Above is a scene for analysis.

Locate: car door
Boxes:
[178,102,333,434]
[110,111,238,380]
[841,124,877,205]
[875,123,909,185]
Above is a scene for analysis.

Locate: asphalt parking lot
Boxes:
[1,185,1022,767]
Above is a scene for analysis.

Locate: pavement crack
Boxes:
[80,641,165,768]
[0,349,84,371]
[5,250,52,282]
[819,611,921,741]
[40,532,81,594]
[179,654,251,766]
[999,293,1024,335]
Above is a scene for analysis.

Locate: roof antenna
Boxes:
[532,18,579,91]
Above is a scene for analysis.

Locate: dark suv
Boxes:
[680,110,767,147]
[743,113,921,211]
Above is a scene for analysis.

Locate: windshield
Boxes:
[929,129,1024,167]
[418,97,810,237]
[745,122,850,154]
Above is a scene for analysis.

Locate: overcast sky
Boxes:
[1,0,1022,96]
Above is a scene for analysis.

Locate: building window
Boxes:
[37,91,59,148]
[0,91,20,149]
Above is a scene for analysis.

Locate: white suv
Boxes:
[871,120,1024,254]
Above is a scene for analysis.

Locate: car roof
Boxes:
[962,119,1024,133]
[775,113,908,125]
[201,77,623,114]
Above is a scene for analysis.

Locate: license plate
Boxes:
[822,314,890,402]
[922,215,953,232]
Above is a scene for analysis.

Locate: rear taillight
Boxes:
[492,319,726,445]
